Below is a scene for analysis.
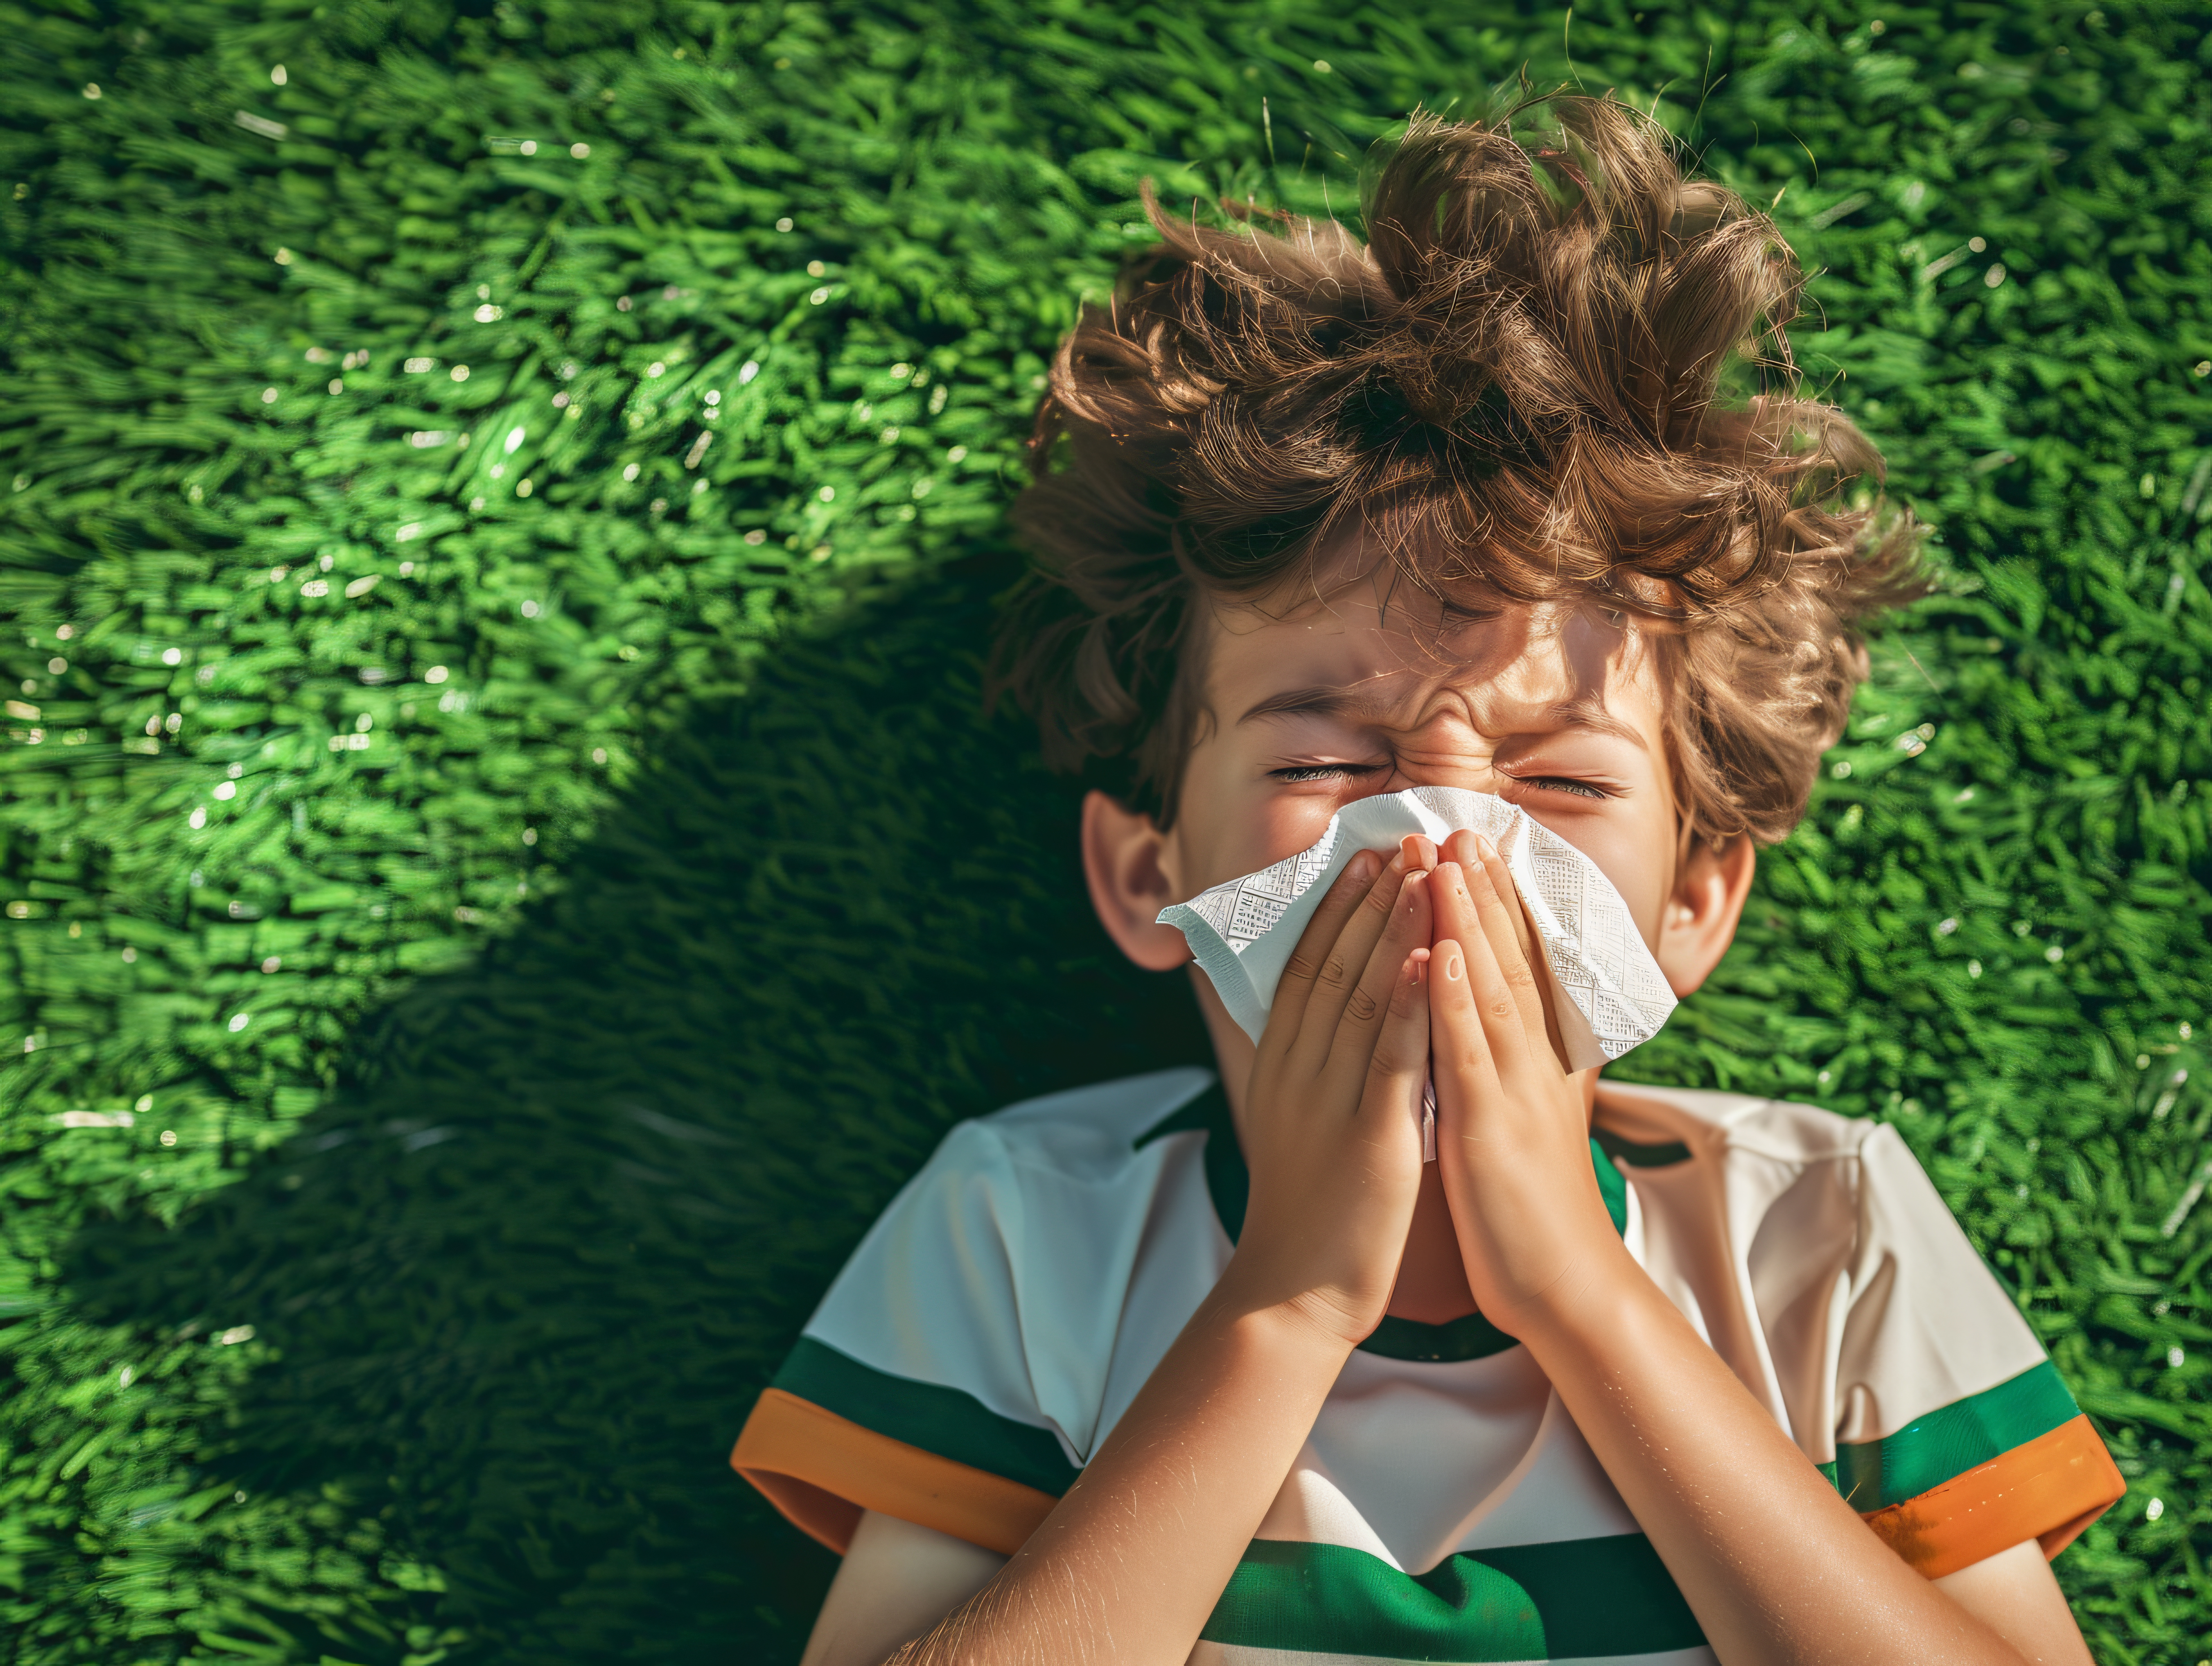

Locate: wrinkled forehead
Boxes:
[1201,544,1655,728]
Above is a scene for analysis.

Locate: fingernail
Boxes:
[1346,851,1379,885]
[1475,833,1497,861]
[1443,952,1464,981]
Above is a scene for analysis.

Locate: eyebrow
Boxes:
[1236,684,1400,726]
[1543,697,1649,752]
[1237,684,1648,751]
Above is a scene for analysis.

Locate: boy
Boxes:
[733,101,2122,1665]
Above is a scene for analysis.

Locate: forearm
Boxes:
[893,1286,1350,1666]
[1523,1252,2028,1666]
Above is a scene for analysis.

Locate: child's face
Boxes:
[1083,545,1756,1086]
[1163,557,1689,953]
[1083,544,1754,1004]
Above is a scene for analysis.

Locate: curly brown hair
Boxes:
[995,96,1923,844]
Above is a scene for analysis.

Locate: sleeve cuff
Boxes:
[1859,1413,2126,1579]
[731,1387,1058,1556]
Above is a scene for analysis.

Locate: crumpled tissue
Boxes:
[1158,787,1677,1156]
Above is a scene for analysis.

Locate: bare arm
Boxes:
[1934,1540,2096,1665]
[1522,1267,2089,1666]
[886,1290,1355,1665]
[802,1513,1004,1666]
[837,848,1435,1666]
[1426,833,2092,1666]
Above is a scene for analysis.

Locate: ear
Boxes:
[1654,832,1755,997]
[1081,789,1194,973]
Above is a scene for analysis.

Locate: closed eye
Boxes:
[1269,761,1390,785]
[1514,775,1611,801]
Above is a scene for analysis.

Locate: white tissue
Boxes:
[1157,787,1676,1072]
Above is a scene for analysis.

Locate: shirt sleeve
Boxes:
[729,1121,1080,1557]
[1826,1124,2125,1578]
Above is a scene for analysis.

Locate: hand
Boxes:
[1221,845,1434,1347]
[1427,831,1630,1337]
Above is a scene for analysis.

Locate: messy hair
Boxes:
[994,95,1923,844]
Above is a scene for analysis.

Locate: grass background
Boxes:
[3,1,2210,1661]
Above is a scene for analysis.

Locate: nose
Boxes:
[1375,752,1500,799]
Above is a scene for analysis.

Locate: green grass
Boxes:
[2,2,2209,1661]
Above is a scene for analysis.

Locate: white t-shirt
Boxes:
[735,1069,2121,1665]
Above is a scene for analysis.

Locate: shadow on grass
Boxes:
[62,555,1210,1665]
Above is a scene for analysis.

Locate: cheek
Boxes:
[1169,789,1347,900]
[1165,756,1353,901]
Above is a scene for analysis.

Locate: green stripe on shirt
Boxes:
[1829,1359,2080,1511]
[1133,1079,1250,1241]
[1200,1535,1705,1662]
[772,1335,1082,1496]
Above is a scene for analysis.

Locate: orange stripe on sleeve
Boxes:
[730,1386,1058,1557]
[1861,1413,2126,1580]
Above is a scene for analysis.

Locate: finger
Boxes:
[1265,846,1393,1061]
[1321,866,1434,1085]
[1463,837,1550,1043]
[1438,832,1539,985]
[1294,846,1420,1070]
[1450,866,1543,1077]
[1426,936,1501,1122]
[1356,946,1433,1139]
[1426,858,1480,962]
[1431,851,1544,1048]
[1470,834,1571,1067]
[1401,833,1438,874]
[1451,832,1541,986]
[1442,827,1501,883]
